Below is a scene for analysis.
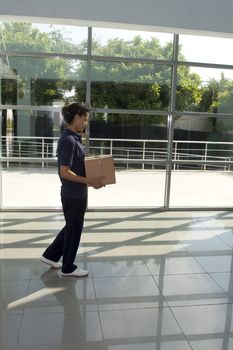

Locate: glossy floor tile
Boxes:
[186,235,232,252]
[0,259,34,280]
[23,274,97,313]
[1,280,30,315]
[210,272,233,298]
[18,312,103,347]
[94,275,166,310]
[190,338,233,350]
[104,342,192,350]
[195,255,233,273]
[90,259,150,277]
[1,210,233,349]
[153,273,231,306]
[171,303,233,335]
[145,256,205,275]
[99,307,184,339]
[0,314,22,347]
[216,230,233,248]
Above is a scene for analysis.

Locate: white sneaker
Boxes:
[61,268,89,277]
[40,256,62,269]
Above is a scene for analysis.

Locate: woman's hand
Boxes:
[88,177,105,189]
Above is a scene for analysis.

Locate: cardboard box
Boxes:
[84,155,116,185]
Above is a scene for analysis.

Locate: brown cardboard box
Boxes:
[84,155,116,185]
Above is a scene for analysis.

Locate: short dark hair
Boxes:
[61,102,89,124]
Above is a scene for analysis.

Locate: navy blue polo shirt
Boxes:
[57,128,87,199]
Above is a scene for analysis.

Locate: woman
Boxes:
[40,102,103,277]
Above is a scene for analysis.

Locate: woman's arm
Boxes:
[60,165,104,189]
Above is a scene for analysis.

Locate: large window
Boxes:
[170,116,233,207]
[92,28,173,59]
[90,62,172,110]
[1,57,86,107]
[1,22,88,54]
[179,34,233,65]
[1,21,233,209]
[176,66,233,113]
[88,113,168,208]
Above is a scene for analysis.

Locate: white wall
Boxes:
[1,0,233,37]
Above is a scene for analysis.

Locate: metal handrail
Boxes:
[1,136,233,171]
[3,135,233,145]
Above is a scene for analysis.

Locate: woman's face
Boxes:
[75,112,89,132]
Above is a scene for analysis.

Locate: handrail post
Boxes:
[19,141,21,167]
[6,137,9,169]
[100,143,103,156]
[110,140,113,155]
[173,141,177,170]
[204,143,207,171]
[46,143,49,168]
[142,141,145,170]
[42,138,44,169]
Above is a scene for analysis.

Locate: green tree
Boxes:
[176,67,202,111]
[3,23,233,138]
[81,37,174,112]
[198,79,220,113]
[212,75,233,114]
[1,22,82,106]
[197,74,233,133]
[75,37,202,137]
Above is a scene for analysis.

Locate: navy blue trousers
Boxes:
[43,197,87,273]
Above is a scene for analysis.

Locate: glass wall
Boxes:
[176,66,233,113]
[1,21,233,209]
[170,34,233,208]
[90,62,172,110]
[92,28,173,59]
[170,115,233,207]
[88,27,172,208]
[0,22,88,54]
[88,113,168,207]
[178,34,233,65]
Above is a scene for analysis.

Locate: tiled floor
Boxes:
[1,210,233,349]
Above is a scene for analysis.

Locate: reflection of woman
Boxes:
[39,269,86,349]
[40,103,104,277]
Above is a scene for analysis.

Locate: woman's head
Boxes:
[62,102,89,132]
